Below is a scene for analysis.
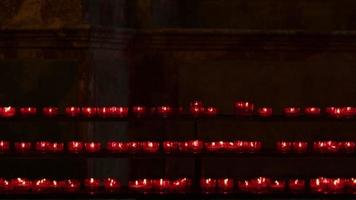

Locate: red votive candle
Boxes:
[205,106,218,117]
[234,141,245,152]
[0,141,10,153]
[329,178,345,193]
[15,142,32,153]
[132,106,146,117]
[142,141,160,153]
[67,141,83,153]
[342,107,354,118]
[109,106,128,118]
[288,179,305,192]
[84,178,100,191]
[245,141,262,153]
[190,106,205,117]
[283,107,301,117]
[292,142,308,153]
[63,179,80,192]
[128,179,152,192]
[270,179,286,192]
[276,141,292,153]
[171,178,192,193]
[156,106,173,117]
[189,140,204,153]
[251,177,270,193]
[205,141,226,152]
[97,107,110,118]
[0,179,10,192]
[104,178,120,192]
[85,142,101,153]
[258,107,273,117]
[217,178,234,193]
[127,142,142,153]
[304,107,321,116]
[20,107,37,117]
[65,107,81,117]
[152,179,171,193]
[81,107,97,118]
[326,107,343,118]
[314,141,339,153]
[35,141,50,153]
[234,101,254,116]
[107,142,127,153]
[42,107,58,117]
[11,178,32,191]
[0,106,16,118]
[33,178,51,193]
[339,141,356,153]
[163,141,178,153]
[310,177,328,193]
[50,142,64,153]
[347,178,356,194]
[50,180,63,191]
[238,180,252,192]
[200,178,216,193]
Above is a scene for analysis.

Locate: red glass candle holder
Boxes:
[276,141,292,153]
[244,141,262,153]
[142,141,160,153]
[257,107,273,117]
[283,107,301,117]
[81,107,97,118]
[67,141,83,153]
[233,141,245,152]
[200,178,216,193]
[15,142,32,153]
[341,107,355,118]
[0,179,10,192]
[329,178,345,193]
[132,106,146,117]
[85,142,101,153]
[97,107,110,118]
[156,106,173,117]
[292,142,308,153]
[126,142,142,153]
[339,141,356,153]
[238,180,252,192]
[35,141,50,153]
[50,142,64,153]
[310,177,329,193]
[205,141,226,152]
[270,179,285,192]
[11,178,32,191]
[109,106,128,118]
[104,178,120,192]
[251,177,270,193]
[205,107,219,117]
[326,107,343,118]
[107,142,127,153]
[163,141,179,153]
[347,178,356,194]
[42,107,58,117]
[190,106,205,117]
[0,141,10,153]
[0,106,16,118]
[63,179,80,192]
[128,179,152,192]
[33,178,51,193]
[288,179,305,192]
[217,178,234,193]
[234,101,254,116]
[50,180,63,191]
[84,178,100,191]
[171,178,192,193]
[188,140,204,153]
[20,107,37,117]
[304,107,321,116]
[314,141,339,153]
[65,107,81,117]
[152,179,171,193]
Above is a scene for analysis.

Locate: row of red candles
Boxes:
[0,102,355,118]
[1,177,356,194]
[1,140,355,154]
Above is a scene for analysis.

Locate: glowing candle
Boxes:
[0,106,16,118]
[20,107,37,117]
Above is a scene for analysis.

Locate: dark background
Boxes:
[0,0,356,194]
